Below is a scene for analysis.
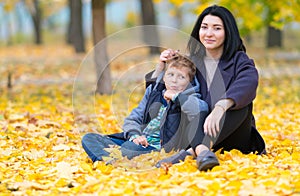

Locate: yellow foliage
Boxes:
[0,44,299,195]
[3,4,14,12]
[169,0,184,7]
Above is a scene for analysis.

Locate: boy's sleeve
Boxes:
[122,85,152,139]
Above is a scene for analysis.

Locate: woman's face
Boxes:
[199,15,225,55]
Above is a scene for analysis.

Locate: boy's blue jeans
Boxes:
[82,133,158,162]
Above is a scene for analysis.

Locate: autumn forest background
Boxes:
[0,0,300,195]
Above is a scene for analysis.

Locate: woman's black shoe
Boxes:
[196,150,219,171]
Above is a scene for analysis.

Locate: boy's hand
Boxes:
[132,135,149,147]
[163,89,178,102]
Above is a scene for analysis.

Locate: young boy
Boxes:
[81,54,208,163]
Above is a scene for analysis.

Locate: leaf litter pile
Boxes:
[0,45,299,195]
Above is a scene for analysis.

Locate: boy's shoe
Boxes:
[196,150,219,171]
[155,149,191,168]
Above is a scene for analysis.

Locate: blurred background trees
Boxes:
[2,0,299,48]
[1,0,299,94]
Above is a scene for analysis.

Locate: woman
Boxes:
[151,5,266,171]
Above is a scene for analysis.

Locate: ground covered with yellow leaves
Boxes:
[0,45,299,195]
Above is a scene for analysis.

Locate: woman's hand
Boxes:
[152,49,179,78]
[203,106,225,138]
[160,49,179,63]
[132,135,149,147]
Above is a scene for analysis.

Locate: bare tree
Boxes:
[267,26,282,48]
[92,0,112,94]
[27,0,42,44]
[67,0,85,53]
[140,0,160,54]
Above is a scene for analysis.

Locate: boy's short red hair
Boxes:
[165,54,196,81]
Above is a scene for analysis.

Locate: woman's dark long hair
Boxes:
[187,5,246,61]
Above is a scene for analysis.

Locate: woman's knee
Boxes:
[224,105,250,122]
[214,105,253,149]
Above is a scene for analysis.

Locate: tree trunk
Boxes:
[140,0,160,54]
[92,0,112,94]
[31,0,42,44]
[6,12,13,46]
[69,0,85,53]
[66,0,72,44]
[267,26,282,48]
[173,6,183,29]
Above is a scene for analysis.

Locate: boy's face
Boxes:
[163,66,191,93]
